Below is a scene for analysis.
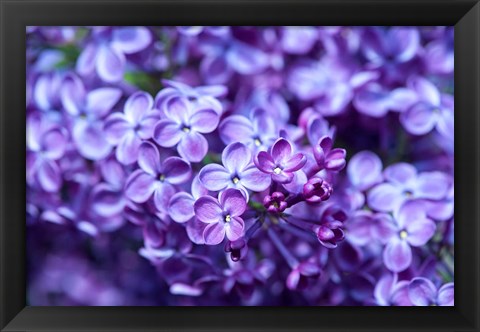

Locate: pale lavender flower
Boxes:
[125,142,192,212]
[375,201,436,272]
[199,142,271,199]
[104,91,161,165]
[153,96,220,162]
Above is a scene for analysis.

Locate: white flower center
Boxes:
[399,230,408,239]
[225,214,231,222]
[273,167,282,175]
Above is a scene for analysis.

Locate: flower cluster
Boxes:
[27,26,453,306]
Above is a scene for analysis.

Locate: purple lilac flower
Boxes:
[194,188,247,245]
[376,201,436,272]
[77,27,152,82]
[125,142,192,212]
[104,91,161,165]
[199,142,271,199]
[367,162,451,213]
[255,138,306,183]
[153,96,220,162]
[400,76,454,136]
[312,136,347,173]
[27,26,454,306]
[408,277,454,306]
[61,74,122,160]
[27,113,68,192]
[219,108,278,152]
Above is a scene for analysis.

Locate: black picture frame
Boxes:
[1,0,479,331]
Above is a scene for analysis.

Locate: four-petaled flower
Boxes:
[376,200,436,272]
[104,91,161,165]
[153,96,220,162]
[255,138,306,183]
[125,142,192,212]
[194,188,247,245]
[199,142,271,200]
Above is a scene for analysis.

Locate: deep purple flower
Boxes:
[263,192,288,213]
[199,142,271,199]
[376,201,436,272]
[194,188,247,245]
[367,162,451,213]
[27,114,68,192]
[104,91,161,165]
[408,278,454,306]
[125,142,192,212]
[153,96,220,162]
[313,136,347,172]
[255,138,306,183]
[303,177,333,203]
[76,27,152,82]
[61,74,122,160]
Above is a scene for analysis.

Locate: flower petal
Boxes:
[383,238,412,272]
[85,87,122,118]
[408,76,441,106]
[219,115,254,145]
[255,151,275,173]
[239,165,272,192]
[367,183,404,212]
[153,120,183,148]
[168,192,195,223]
[115,132,142,165]
[37,160,61,192]
[124,91,153,124]
[384,162,417,188]
[203,222,226,245]
[415,172,451,200]
[219,188,247,217]
[104,113,132,145]
[90,184,125,217]
[194,196,223,224]
[96,45,125,83]
[436,283,454,306]
[190,108,219,134]
[283,153,307,172]
[406,217,436,247]
[153,183,176,213]
[177,131,208,162]
[162,156,192,184]
[41,128,67,160]
[400,102,438,135]
[225,216,245,241]
[111,27,152,54]
[347,151,383,191]
[72,120,112,160]
[222,142,252,174]
[138,141,160,176]
[199,164,230,191]
[125,170,156,203]
[271,138,292,164]
[164,96,191,124]
[408,277,437,306]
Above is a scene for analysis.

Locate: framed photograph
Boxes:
[1,0,479,331]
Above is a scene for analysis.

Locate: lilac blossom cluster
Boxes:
[26,26,454,306]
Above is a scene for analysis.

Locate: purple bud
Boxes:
[303,177,333,203]
[263,192,288,213]
[225,238,248,262]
